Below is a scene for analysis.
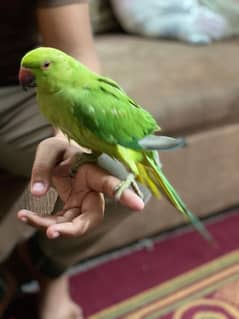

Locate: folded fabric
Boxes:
[110,0,230,44]
[201,0,239,36]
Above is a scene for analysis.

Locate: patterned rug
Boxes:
[86,252,239,319]
[4,210,239,319]
[69,210,239,319]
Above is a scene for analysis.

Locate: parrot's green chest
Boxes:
[37,90,116,154]
[38,91,73,132]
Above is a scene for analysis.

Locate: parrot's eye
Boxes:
[42,61,51,70]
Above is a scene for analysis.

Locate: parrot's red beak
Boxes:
[18,67,36,90]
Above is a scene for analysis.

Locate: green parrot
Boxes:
[19,47,212,241]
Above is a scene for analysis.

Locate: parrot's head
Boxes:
[19,47,77,92]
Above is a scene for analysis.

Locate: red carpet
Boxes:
[4,210,239,318]
[70,210,239,318]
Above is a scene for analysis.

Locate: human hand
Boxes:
[17,136,144,239]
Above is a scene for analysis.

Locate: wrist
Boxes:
[54,129,66,140]
[54,129,87,152]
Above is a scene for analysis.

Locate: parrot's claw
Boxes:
[114,173,144,201]
[69,152,100,177]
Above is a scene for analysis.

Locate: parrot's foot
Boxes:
[69,152,100,177]
[114,173,144,201]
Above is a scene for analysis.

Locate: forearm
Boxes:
[37,2,101,73]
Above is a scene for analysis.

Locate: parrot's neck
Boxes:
[37,79,63,94]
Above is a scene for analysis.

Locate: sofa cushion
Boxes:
[96,35,239,135]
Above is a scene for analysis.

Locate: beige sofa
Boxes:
[76,34,239,259]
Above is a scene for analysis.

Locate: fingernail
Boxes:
[32,182,45,193]
[20,216,28,223]
[51,231,60,239]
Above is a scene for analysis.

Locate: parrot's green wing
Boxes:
[71,76,160,150]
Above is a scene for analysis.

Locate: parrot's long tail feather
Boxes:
[138,154,213,242]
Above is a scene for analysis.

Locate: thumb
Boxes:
[31,137,67,196]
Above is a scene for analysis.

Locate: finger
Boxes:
[17,208,77,229]
[117,188,145,211]
[46,192,104,238]
[77,165,145,211]
[17,209,56,228]
[31,137,67,196]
